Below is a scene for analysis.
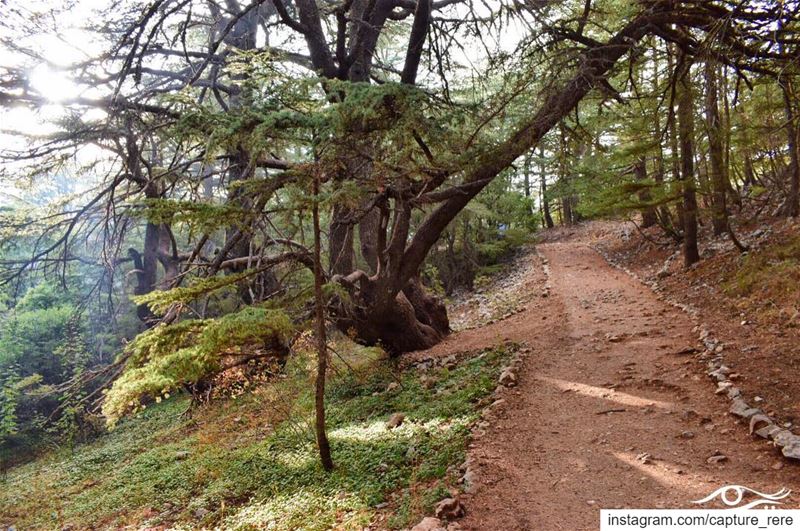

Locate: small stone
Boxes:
[461,470,478,493]
[708,365,732,379]
[375,502,390,509]
[636,452,653,464]
[780,437,800,459]
[729,398,752,418]
[753,396,764,403]
[772,429,796,447]
[386,413,405,429]
[586,500,597,506]
[772,461,785,470]
[386,382,400,392]
[175,450,190,460]
[499,370,517,387]
[755,424,782,439]
[749,414,772,435]
[707,454,728,464]
[411,517,446,531]
[727,387,742,399]
[193,508,210,519]
[680,431,695,439]
[435,497,465,520]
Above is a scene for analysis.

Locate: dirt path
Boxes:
[433,241,800,530]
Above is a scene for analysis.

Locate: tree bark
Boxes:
[704,59,729,236]
[523,152,532,199]
[677,54,700,266]
[219,10,282,302]
[540,145,555,229]
[634,158,658,228]
[329,203,355,275]
[777,16,800,218]
[781,77,800,217]
[562,197,573,225]
[312,173,334,471]
[328,1,669,352]
[124,129,177,325]
[667,43,685,234]
[651,42,675,232]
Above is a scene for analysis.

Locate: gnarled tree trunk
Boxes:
[326,4,672,353]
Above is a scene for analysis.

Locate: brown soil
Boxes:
[415,230,800,530]
[594,218,800,436]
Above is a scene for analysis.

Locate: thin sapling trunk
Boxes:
[312,174,334,471]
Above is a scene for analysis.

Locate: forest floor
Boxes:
[414,222,800,531]
[5,220,800,531]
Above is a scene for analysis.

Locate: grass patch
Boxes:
[0,343,515,530]
[722,232,800,321]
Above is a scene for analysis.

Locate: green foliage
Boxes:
[421,264,445,297]
[49,316,92,447]
[139,199,250,234]
[0,281,101,458]
[0,343,515,529]
[15,282,70,312]
[103,308,294,425]
[0,304,74,380]
[0,367,20,443]
[571,172,680,220]
[426,173,537,293]
[132,272,250,316]
[0,282,79,386]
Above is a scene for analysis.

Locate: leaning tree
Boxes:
[2,0,798,359]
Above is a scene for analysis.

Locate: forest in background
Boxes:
[1,1,800,520]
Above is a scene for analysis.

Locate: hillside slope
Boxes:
[0,341,516,530]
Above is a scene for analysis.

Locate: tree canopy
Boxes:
[1,0,799,454]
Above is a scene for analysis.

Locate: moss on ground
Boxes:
[0,343,514,530]
[723,232,800,322]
